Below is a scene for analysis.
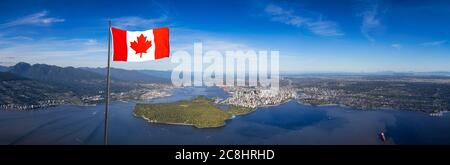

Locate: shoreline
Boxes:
[0,91,173,111]
[3,93,447,118]
[296,100,448,115]
[133,112,227,128]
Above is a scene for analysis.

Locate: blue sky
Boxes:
[0,0,449,72]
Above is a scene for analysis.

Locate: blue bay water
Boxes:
[0,87,449,145]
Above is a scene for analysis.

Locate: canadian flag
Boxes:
[111,27,170,62]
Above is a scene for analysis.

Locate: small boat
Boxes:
[379,132,386,142]
[429,112,443,117]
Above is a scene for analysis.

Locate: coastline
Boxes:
[133,112,227,128]
[0,89,173,111]
[296,100,448,115]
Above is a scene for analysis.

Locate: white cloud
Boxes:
[265,4,289,16]
[264,4,343,37]
[359,2,384,42]
[305,19,343,37]
[84,39,98,46]
[265,4,305,27]
[169,28,255,52]
[421,40,447,47]
[110,15,168,30]
[174,39,252,53]
[0,36,106,67]
[0,11,64,28]
[391,43,402,49]
[0,35,33,45]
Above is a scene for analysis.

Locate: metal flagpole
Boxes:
[104,20,112,145]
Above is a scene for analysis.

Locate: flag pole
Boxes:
[104,20,112,145]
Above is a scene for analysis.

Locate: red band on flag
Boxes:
[111,27,128,61]
[153,27,170,59]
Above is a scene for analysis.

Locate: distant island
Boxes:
[134,96,253,128]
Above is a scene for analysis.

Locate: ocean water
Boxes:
[0,87,449,145]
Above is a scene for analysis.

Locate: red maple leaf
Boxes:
[130,34,152,58]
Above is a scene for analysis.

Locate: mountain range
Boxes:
[0,62,171,108]
[0,71,79,106]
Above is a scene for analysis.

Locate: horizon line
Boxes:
[2,61,450,74]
